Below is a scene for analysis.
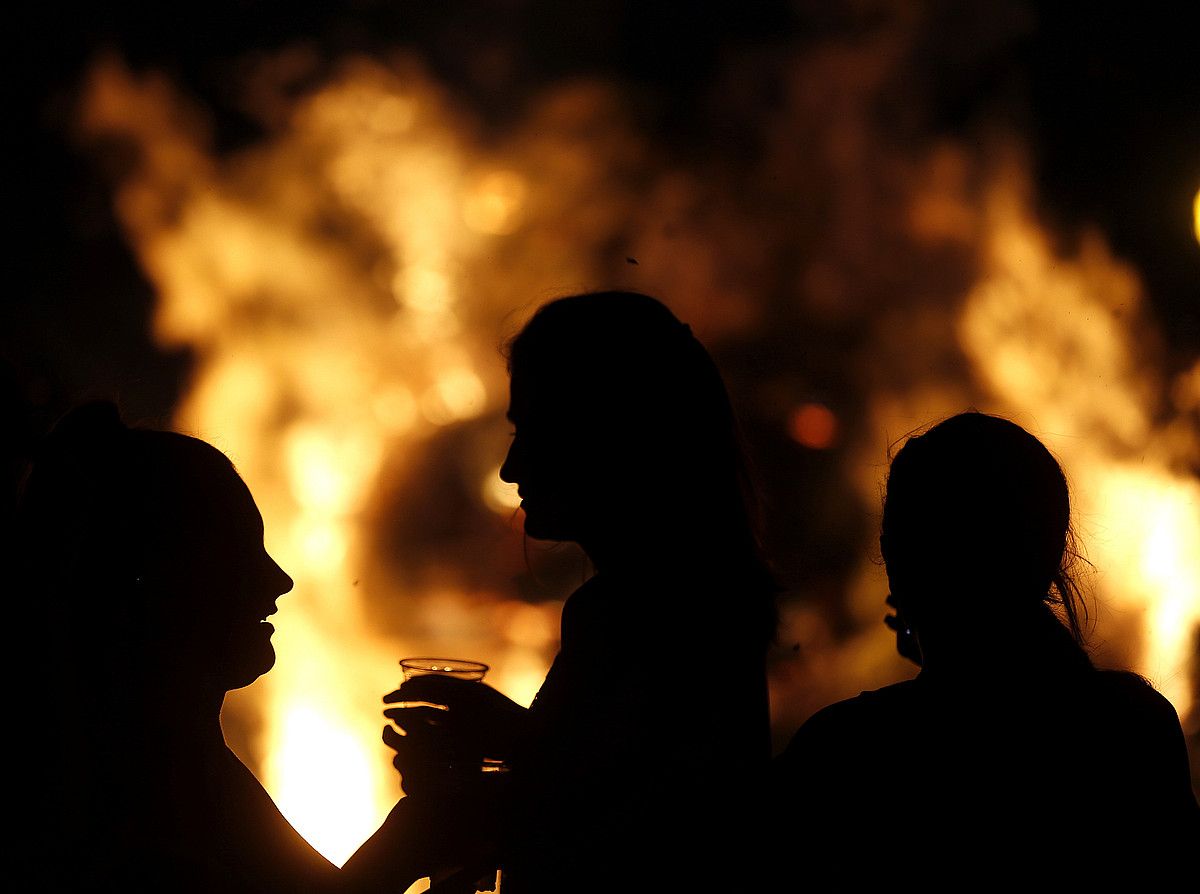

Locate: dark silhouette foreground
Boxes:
[772,412,1199,884]
[378,292,777,893]
[16,403,433,893]
[16,403,337,891]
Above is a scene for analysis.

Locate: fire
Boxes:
[844,154,1199,727]
[77,54,570,866]
[1194,187,1199,245]
[77,44,1197,866]
[953,157,1198,717]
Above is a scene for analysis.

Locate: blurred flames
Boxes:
[78,44,1198,865]
[860,150,1199,718]
[958,163,1199,716]
[1194,187,1199,245]
[79,54,567,866]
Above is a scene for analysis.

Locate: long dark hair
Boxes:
[505,291,777,644]
[881,411,1091,664]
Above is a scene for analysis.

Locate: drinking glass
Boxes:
[400,657,489,682]
[397,657,502,892]
[397,657,505,774]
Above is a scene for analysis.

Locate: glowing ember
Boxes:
[789,403,839,450]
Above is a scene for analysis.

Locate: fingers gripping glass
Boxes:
[396,658,502,890]
[396,657,508,775]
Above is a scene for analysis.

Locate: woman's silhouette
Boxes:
[382,292,777,893]
[16,402,337,890]
[14,403,430,892]
[772,412,1199,884]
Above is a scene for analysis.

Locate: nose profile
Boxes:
[269,556,294,596]
[500,439,519,485]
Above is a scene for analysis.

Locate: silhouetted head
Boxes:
[880,412,1088,662]
[499,292,775,635]
[501,292,755,551]
[16,402,293,697]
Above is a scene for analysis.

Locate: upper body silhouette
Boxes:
[381,292,777,893]
[16,402,337,891]
[15,403,435,893]
[771,412,1199,886]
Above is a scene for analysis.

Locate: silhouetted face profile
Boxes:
[500,365,606,543]
[499,291,756,563]
[20,403,293,696]
[146,448,294,691]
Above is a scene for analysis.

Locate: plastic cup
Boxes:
[399,657,489,682]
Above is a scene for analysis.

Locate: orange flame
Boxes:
[957,160,1199,716]
[79,50,1198,863]
[79,55,567,865]
[1194,187,1200,246]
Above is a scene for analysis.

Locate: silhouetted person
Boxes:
[14,403,442,892]
[14,402,339,891]
[772,412,1199,886]
[381,292,777,893]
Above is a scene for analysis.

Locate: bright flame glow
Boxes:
[285,424,382,515]
[78,47,1199,863]
[76,55,551,864]
[372,385,419,433]
[1089,468,1200,712]
[421,367,487,424]
[292,513,350,573]
[268,703,383,865]
[483,466,522,512]
[957,162,1199,718]
[463,170,528,235]
[1193,187,1199,245]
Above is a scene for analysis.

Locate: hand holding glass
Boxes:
[388,658,508,776]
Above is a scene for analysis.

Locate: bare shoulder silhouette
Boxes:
[16,402,338,892]
[380,292,777,893]
[771,412,1199,885]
